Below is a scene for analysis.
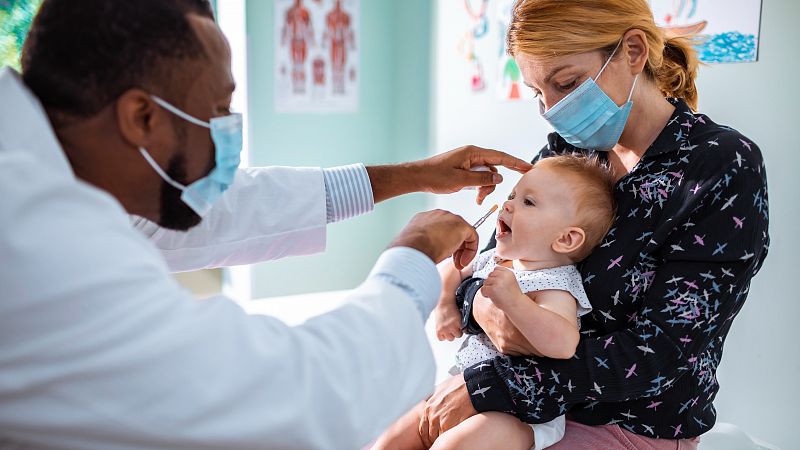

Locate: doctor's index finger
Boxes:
[470,148,532,174]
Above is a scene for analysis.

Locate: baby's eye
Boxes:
[524,198,536,206]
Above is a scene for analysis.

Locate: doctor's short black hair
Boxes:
[21,0,215,119]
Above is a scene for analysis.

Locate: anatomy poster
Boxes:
[274,0,359,113]
[650,0,763,63]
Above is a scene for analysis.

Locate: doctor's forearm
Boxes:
[366,164,420,203]
[366,146,522,203]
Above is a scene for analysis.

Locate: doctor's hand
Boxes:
[418,373,477,447]
[367,146,532,205]
[389,210,478,270]
[414,146,532,205]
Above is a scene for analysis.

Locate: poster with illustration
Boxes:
[455,0,534,102]
[650,0,763,63]
[494,0,522,101]
[274,0,359,113]
[0,0,42,70]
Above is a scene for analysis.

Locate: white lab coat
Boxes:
[0,68,436,449]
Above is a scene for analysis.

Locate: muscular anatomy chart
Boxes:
[323,0,356,95]
[275,0,359,113]
[280,0,314,94]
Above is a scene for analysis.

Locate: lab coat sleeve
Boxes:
[0,152,436,450]
[322,163,374,224]
[132,166,329,272]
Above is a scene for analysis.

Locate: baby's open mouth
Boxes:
[496,217,512,238]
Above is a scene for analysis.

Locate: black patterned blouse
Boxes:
[463,98,770,439]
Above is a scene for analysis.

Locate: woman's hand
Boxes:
[472,293,539,356]
[418,373,478,447]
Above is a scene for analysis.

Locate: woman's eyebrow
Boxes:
[544,65,573,83]
[523,65,575,90]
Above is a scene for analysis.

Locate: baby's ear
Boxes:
[552,227,586,255]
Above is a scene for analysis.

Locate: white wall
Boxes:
[432,0,797,447]
[432,0,550,244]
[693,1,798,447]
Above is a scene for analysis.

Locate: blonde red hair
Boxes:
[507,0,701,110]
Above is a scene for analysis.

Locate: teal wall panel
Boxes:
[245,0,433,297]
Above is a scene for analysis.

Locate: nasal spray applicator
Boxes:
[472,204,498,229]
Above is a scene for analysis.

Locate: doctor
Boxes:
[0,0,531,449]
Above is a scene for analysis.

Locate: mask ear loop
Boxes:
[138,147,187,191]
[596,38,640,104]
[595,39,624,80]
[151,96,211,129]
[627,74,640,102]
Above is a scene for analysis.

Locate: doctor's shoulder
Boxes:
[0,151,50,198]
[0,152,58,237]
[0,150,128,224]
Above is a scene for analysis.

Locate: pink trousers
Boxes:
[547,420,700,450]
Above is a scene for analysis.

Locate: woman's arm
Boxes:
[472,296,538,355]
[463,151,769,424]
[506,290,580,359]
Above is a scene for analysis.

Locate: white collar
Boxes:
[0,67,73,177]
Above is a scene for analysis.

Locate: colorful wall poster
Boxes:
[650,0,763,63]
[274,0,360,113]
[454,0,533,102]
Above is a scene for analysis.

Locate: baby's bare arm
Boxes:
[480,268,579,358]
[440,261,470,298]
[434,261,474,341]
[498,290,580,360]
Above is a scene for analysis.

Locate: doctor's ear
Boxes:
[552,227,586,256]
[621,29,649,75]
[115,89,164,150]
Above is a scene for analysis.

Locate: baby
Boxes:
[373,155,616,450]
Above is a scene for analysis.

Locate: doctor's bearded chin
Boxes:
[159,121,212,231]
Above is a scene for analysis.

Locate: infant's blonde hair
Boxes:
[535,154,616,262]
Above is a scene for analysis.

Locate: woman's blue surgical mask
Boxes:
[539,40,639,151]
[138,96,243,217]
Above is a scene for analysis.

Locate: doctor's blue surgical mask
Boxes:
[539,40,639,151]
[139,96,243,217]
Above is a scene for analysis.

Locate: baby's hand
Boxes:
[434,301,463,341]
[480,267,522,309]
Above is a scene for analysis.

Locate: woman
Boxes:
[416,0,769,448]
